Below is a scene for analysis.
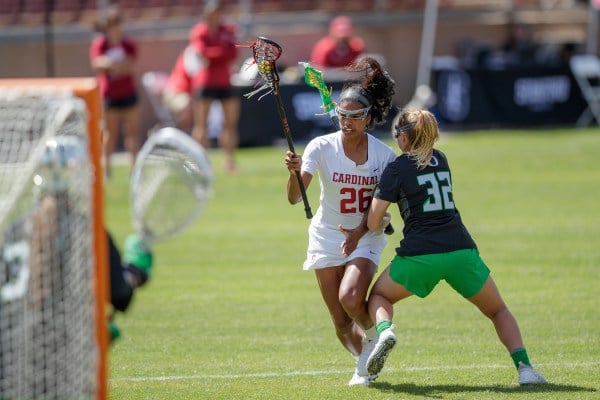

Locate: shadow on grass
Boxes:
[370,382,596,397]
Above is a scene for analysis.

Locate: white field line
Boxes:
[111,361,600,382]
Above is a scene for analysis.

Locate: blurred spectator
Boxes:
[310,15,366,69]
[188,0,240,173]
[162,46,195,133]
[557,42,578,66]
[89,4,141,176]
[501,21,538,67]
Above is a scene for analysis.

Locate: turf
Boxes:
[106,127,600,400]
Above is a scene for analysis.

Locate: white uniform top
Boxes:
[301,131,397,270]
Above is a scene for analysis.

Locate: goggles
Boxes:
[335,105,371,120]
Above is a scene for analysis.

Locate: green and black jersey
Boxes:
[374,149,476,256]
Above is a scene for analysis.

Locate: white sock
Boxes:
[364,326,378,339]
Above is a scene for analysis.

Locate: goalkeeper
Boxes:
[29,134,154,343]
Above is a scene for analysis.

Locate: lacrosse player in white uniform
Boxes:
[285,57,397,386]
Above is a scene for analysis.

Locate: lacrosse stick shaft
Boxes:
[272,87,313,219]
[246,37,312,219]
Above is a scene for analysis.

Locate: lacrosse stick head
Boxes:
[300,62,336,113]
[130,127,213,247]
[243,37,283,100]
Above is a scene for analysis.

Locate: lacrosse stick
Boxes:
[300,62,395,235]
[130,127,214,248]
[243,37,313,219]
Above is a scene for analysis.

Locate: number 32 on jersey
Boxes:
[418,171,455,212]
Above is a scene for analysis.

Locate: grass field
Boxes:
[106,127,600,400]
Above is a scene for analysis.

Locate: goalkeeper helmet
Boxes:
[33,135,90,196]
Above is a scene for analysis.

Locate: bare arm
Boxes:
[340,197,391,257]
[91,56,135,75]
[368,197,391,232]
[284,150,312,205]
[90,55,113,73]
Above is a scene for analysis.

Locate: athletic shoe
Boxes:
[348,369,377,386]
[123,234,153,275]
[366,328,397,376]
[518,362,547,385]
[356,333,378,376]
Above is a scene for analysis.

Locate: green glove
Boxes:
[123,234,153,274]
[109,321,121,343]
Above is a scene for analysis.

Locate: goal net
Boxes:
[0,81,107,400]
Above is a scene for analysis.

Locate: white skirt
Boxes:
[302,222,387,270]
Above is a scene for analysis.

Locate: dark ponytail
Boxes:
[341,57,396,130]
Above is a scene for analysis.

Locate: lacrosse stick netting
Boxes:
[130,127,214,247]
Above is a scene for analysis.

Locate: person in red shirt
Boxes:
[188,0,240,172]
[89,5,140,176]
[310,15,366,69]
[162,46,195,132]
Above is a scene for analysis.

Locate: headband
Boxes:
[396,123,416,133]
[339,87,372,107]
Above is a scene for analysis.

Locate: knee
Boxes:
[339,288,365,317]
[486,303,510,320]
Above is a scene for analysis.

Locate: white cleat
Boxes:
[356,334,378,376]
[366,329,397,376]
[348,369,377,386]
[518,362,547,385]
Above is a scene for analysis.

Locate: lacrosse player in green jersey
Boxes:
[364,109,547,386]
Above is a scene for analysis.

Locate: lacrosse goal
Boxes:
[0,78,108,400]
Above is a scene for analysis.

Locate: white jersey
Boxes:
[301,131,397,270]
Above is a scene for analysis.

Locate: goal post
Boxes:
[0,78,108,400]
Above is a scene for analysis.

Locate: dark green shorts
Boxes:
[388,248,490,298]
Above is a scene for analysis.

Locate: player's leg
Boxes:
[368,264,413,328]
[191,96,212,149]
[366,264,413,376]
[315,266,376,386]
[468,276,524,351]
[314,266,363,356]
[339,257,377,330]
[467,276,546,384]
[121,103,141,164]
[176,102,193,133]
[103,108,121,176]
[339,258,382,381]
[342,258,396,385]
[219,96,240,172]
[445,250,530,358]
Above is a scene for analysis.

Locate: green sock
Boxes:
[510,348,530,369]
[375,320,393,334]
